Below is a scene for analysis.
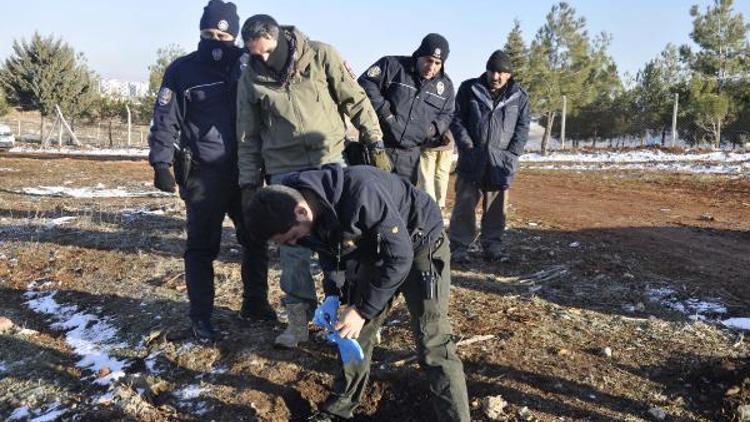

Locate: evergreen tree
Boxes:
[0,32,95,138]
[0,88,10,117]
[681,0,749,146]
[526,2,617,154]
[504,19,528,85]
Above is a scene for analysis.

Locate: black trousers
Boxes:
[386,146,422,185]
[181,167,268,322]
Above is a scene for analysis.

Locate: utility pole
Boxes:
[560,95,567,151]
[671,93,679,148]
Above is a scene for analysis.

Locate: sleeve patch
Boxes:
[158,87,173,106]
[366,66,382,78]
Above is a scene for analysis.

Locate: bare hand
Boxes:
[334,306,366,339]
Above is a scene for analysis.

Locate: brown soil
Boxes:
[0,155,748,421]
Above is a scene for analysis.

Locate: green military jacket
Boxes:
[237,27,383,186]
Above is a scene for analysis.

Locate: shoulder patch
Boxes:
[367,65,382,78]
[436,81,445,95]
[157,87,173,106]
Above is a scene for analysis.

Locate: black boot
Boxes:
[240,298,277,322]
[191,319,218,343]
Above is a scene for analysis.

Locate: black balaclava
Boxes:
[197,0,239,65]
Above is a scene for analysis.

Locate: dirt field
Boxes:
[0,155,748,421]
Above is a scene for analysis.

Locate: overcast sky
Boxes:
[1,0,748,85]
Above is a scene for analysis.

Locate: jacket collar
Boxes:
[471,76,520,110]
[248,26,310,84]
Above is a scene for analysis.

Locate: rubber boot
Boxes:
[274,303,310,348]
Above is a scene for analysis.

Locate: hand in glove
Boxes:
[153,167,176,193]
[367,140,392,173]
[328,332,365,364]
[313,296,341,328]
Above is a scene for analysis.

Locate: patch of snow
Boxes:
[145,352,162,375]
[722,318,750,331]
[647,287,727,319]
[0,167,19,172]
[29,403,67,422]
[24,290,129,386]
[19,186,169,199]
[10,146,149,158]
[524,161,750,175]
[121,208,167,218]
[210,365,227,375]
[46,216,78,228]
[0,361,7,372]
[520,150,750,164]
[569,241,581,248]
[174,384,206,400]
[7,406,30,420]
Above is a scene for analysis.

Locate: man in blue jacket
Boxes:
[148,0,275,342]
[449,50,531,263]
[358,34,455,184]
[244,165,470,422]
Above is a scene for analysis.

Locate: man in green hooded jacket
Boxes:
[237,14,390,348]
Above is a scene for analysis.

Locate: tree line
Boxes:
[1,0,748,152]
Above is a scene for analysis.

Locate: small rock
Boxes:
[518,406,536,421]
[569,241,580,248]
[726,386,741,396]
[481,395,507,420]
[737,404,750,421]
[599,347,613,358]
[649,406,667,420]
[699,213,714,221]
[17,328,39,336]
[98,367,112,378]
[0,317,14,334]
[557,348,572,357]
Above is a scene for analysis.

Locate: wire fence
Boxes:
[0,117,151,149]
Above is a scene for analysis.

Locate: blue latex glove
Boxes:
[313,296,340,328]
[327,331,365,364]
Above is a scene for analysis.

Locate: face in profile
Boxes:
[417,56,443,80]
[246,34,278,61]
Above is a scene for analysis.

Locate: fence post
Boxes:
[671,93,679,148]
[125,104,132,147]
[17,120,21,137]
[560,95,567,151]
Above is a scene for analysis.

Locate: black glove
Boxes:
[153,167,176,193]
[367,141,392,172]
[426,122,438,139]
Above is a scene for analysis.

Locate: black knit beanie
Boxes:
[412,33,450,62]
[486,50,513,73]
[200,0,240,38]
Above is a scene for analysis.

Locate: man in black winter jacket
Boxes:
[244,165,470,422]
[449,50,531,263]
[148,0,275,342]
[358,34,455,184]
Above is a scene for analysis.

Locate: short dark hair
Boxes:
[245,185,305,241]
[241,14,280,42]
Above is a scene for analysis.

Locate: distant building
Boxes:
[98,79,149,99]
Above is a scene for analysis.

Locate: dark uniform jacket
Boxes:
[451,77,530,190]
[283,164,443,320]
[358,56,455,150]
[148,45,245,173]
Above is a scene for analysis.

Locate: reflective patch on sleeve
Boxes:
[366,65,381,78]
[157,87,173,106]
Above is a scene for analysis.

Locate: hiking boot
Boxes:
[274,303,310,348]
[484,243,510,262]
[191,319,218,343]
[451,247,470,264]
[240,298,277,322]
